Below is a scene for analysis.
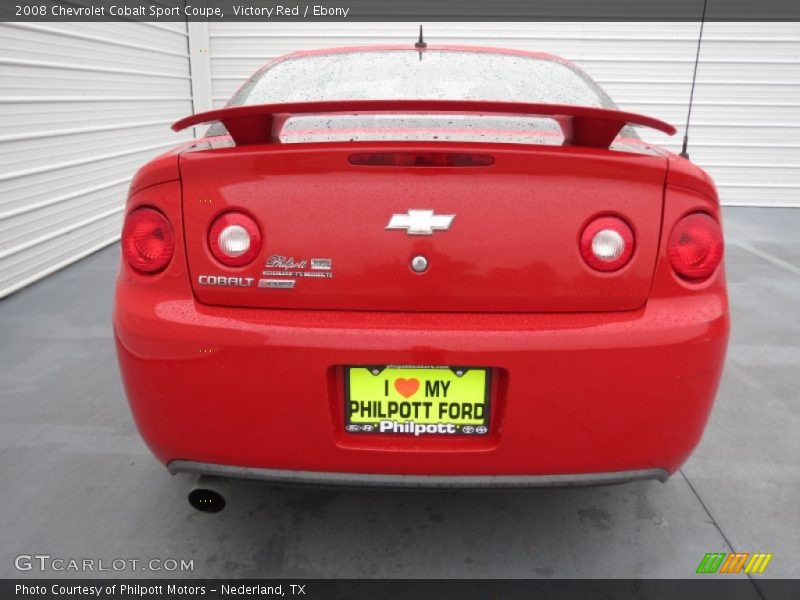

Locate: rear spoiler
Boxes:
[172,100,676,149]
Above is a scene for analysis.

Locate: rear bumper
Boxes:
[114,285,728,480]
[168,460,669,488]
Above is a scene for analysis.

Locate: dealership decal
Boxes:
[262,254,334,284]
[311,258,332,270]
[266,255,308,270]
[196,255,332,290]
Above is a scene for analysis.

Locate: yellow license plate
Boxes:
[345,366,490,436]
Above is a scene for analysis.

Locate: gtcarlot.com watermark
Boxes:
[15,554,194,573]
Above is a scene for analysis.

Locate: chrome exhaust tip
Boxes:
[188,475,227,513]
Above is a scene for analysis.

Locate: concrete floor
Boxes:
[1,207,798,581]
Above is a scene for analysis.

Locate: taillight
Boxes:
[121,207,174,274]
[580,216,635,272]
[668,212,723,281]
[208,211,262,267]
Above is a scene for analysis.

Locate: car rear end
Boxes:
[113,47,728,487]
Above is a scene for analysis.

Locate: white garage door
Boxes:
[0,22,194,298]
[200,22,800,208]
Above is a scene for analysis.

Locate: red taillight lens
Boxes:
[668,212,723,281]
[208,211,262,267]
[580,216,635,272]
[349,153,494,167]
[121,207,174,274]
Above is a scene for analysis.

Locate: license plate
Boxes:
[345,366,490,436]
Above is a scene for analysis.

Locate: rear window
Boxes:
[232,49,615,107]
[210,49,627,144]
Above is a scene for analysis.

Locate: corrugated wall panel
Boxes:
[0,22,194,298]
[207,22,800,207]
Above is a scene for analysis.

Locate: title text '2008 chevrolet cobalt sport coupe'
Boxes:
[113,44,729,511]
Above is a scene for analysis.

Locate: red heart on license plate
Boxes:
[394,378,420,398]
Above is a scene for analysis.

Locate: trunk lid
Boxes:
[180,142,666,312]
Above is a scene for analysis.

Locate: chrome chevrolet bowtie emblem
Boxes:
[385,209,455,235]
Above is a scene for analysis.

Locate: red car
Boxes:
[113,45,729,512]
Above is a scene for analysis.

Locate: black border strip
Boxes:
[3,0,799,22]
[3,579,800,599]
